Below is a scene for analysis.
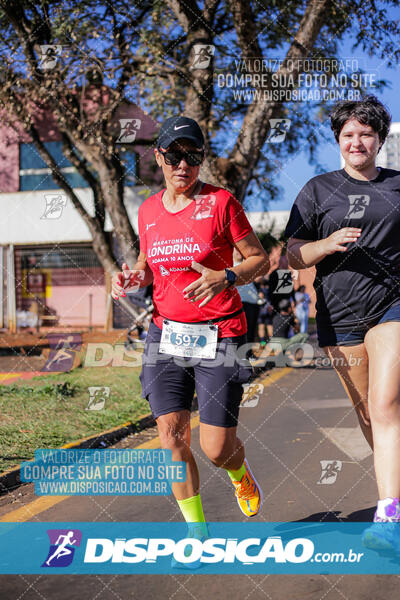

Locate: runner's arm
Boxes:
[231,232,270,285]
[287,238,327,269]
[111,251,153,300]
[287,227,362,269]
[131,251,153,287]
[183,232,269,306]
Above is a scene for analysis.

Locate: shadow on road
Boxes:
[290,507,376,522]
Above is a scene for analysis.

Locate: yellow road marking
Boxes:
[0,368,292,522]
[0,496,69,522]
[259,367,292,385]
[0,373,23,381]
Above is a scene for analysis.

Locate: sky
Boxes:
[252,14,400,213]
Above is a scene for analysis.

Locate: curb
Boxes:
[0,360,274,496]
[0,411,156,495]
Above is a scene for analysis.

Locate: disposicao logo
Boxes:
[83,536,314,565]
[42,529,82,567]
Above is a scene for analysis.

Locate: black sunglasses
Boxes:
[158,148,204,167]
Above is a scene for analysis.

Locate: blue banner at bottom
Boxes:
[0,522,400,574]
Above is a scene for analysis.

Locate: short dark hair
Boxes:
[330,95,391,145]
[278,299,291,312]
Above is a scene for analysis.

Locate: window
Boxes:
[19,141,88,191]
[119,148,137,186]
[20,142,138,190]
[384,133,400,170]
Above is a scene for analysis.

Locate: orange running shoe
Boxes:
[232,459,262,517]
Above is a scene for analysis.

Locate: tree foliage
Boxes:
[0,0,398,270]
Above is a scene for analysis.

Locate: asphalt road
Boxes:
[0,360,398,599]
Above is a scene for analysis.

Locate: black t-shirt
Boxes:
[268,268,295,311]
[272,312,295,338]
[285,168,400,330]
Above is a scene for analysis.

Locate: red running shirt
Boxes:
[138,184,253,337]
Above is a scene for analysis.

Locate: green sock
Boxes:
[176,494,208,537]
[227,463,246,482]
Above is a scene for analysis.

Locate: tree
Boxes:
[0,0,398,274]
[0,0,154,273]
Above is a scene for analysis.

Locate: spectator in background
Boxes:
[295,284,311,333]
[270,299,309,351]
[257,276,270,302]
[268,254,296,314]
[233,249,260,356]
[257,278,274,346]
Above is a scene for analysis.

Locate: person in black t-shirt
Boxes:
[268,254,296,313]
[257,278,274,344]
[285,95,400,549]
[269,299,308,348]
[272,299,296,338]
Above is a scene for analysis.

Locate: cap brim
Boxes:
[158,134,204,150]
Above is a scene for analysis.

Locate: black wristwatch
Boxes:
[225,268,237,288]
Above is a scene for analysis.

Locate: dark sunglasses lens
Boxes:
[164,152,181,165]
[163,151,204,166]
[186,152,204,166]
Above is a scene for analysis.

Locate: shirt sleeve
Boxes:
[137,205,147,254]
[284,181,318,241]
[223,194,253,245]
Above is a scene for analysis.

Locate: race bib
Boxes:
[159,319,218,359]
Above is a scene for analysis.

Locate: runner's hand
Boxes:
[183,261,227,308]
[321,228,362,255]
[111,263,144,300]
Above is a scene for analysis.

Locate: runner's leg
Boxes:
[364,322,400,499]
[157,411,208,569]
[156,410,199,499]
[199,423,262,517]
[194,335,262,517]
[199,423,244,471]
[323,343,372,448]
[157,410,208,540]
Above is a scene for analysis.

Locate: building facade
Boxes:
[0,103,158,331]
[1,107,318,332]
[377,122,400,170]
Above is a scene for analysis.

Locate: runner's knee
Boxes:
[369,393,400,423]
[200,437,237,467]
[157,413,191,451]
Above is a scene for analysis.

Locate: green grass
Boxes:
[0,366,149,473]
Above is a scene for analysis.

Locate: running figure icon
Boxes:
[345,194,370,219]
[275,271,293,293]
[45,531,77,566]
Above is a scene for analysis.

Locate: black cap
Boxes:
[157,116,204,150]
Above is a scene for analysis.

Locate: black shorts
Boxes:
[257,306,273,325]
[317,301,400,347]
[139,321,253,427]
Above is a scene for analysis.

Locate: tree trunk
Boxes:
[97,158,139,267]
